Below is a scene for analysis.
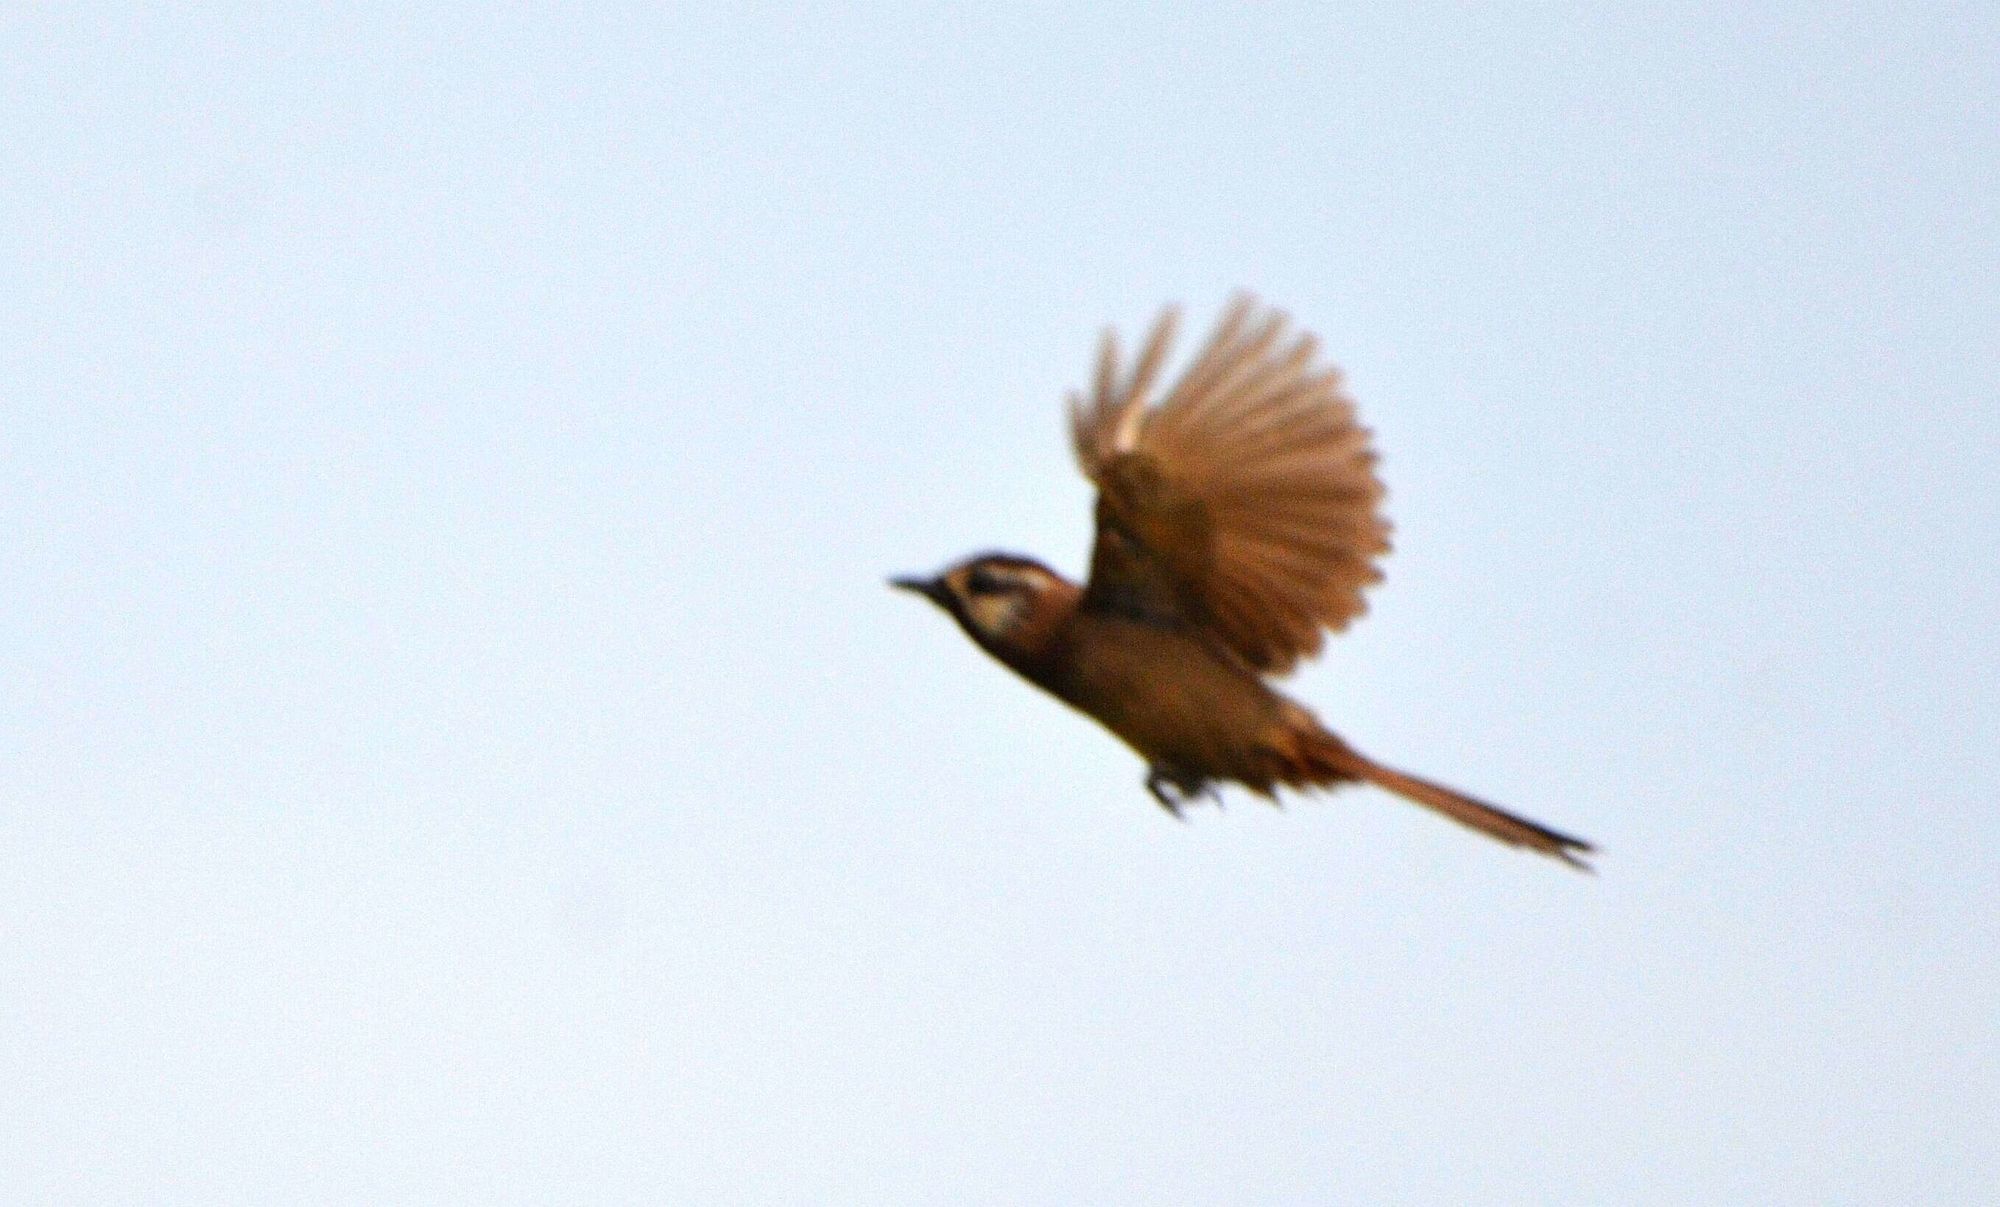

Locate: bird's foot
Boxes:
[1146,767,1219,820]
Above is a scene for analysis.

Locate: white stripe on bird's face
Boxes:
[946,558,1063,643]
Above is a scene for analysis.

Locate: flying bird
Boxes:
[893,296,1593,868]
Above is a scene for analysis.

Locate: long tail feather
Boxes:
[1293,729,1595,870]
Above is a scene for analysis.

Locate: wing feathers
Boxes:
[1123,309,1178,416]
[1074,295,1391,673]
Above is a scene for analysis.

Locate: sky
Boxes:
[3,4,1996,1203]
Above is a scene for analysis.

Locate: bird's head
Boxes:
[891,553,1080,662]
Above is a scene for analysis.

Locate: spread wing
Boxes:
[1070,295,1390,674]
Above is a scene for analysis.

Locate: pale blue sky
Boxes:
[3,5,1996,1204]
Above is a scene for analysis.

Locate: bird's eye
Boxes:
[965,566,1000,595]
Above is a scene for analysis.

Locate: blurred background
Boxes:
[3,5,1994,1203]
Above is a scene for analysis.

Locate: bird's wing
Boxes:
[1070,295,1390,674]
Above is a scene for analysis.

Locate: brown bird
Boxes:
[893,296,1593,869]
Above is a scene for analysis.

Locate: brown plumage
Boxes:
[894,296,1593,869]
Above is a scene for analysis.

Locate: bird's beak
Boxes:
[890,574,951,608]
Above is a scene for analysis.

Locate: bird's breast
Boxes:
[1035,615,1289,775]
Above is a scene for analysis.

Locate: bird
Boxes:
[892,295,1593,869]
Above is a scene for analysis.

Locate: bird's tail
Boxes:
[1288,725,1595,870]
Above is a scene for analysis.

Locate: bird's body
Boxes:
[895,297,1593,868]
[1041,608,1296,795]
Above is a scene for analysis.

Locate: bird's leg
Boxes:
[1146,765,1220,820]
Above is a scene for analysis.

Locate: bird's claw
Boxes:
[1146,767,1218,821]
